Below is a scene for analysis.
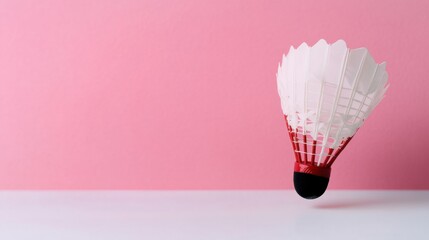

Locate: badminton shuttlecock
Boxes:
[277,39,389,199]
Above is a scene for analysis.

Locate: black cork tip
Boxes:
[293,172,330,199]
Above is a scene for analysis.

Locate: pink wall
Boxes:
[0,0,428,189]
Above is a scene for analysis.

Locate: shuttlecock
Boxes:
[277,39,389,199]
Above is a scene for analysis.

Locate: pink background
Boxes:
[0,0,428,189]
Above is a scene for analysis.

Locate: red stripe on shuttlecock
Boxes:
[294,162,331,178]
[284,115,354,171]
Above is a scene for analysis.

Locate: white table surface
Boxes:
[0,190,427,240]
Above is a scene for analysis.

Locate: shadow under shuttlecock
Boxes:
[313,191,429,209]
[315,199,388,209]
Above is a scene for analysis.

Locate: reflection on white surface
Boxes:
[0,191,428,239]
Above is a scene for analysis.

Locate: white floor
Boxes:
[0,190,427,239]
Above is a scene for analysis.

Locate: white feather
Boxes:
[277,39,389,153]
